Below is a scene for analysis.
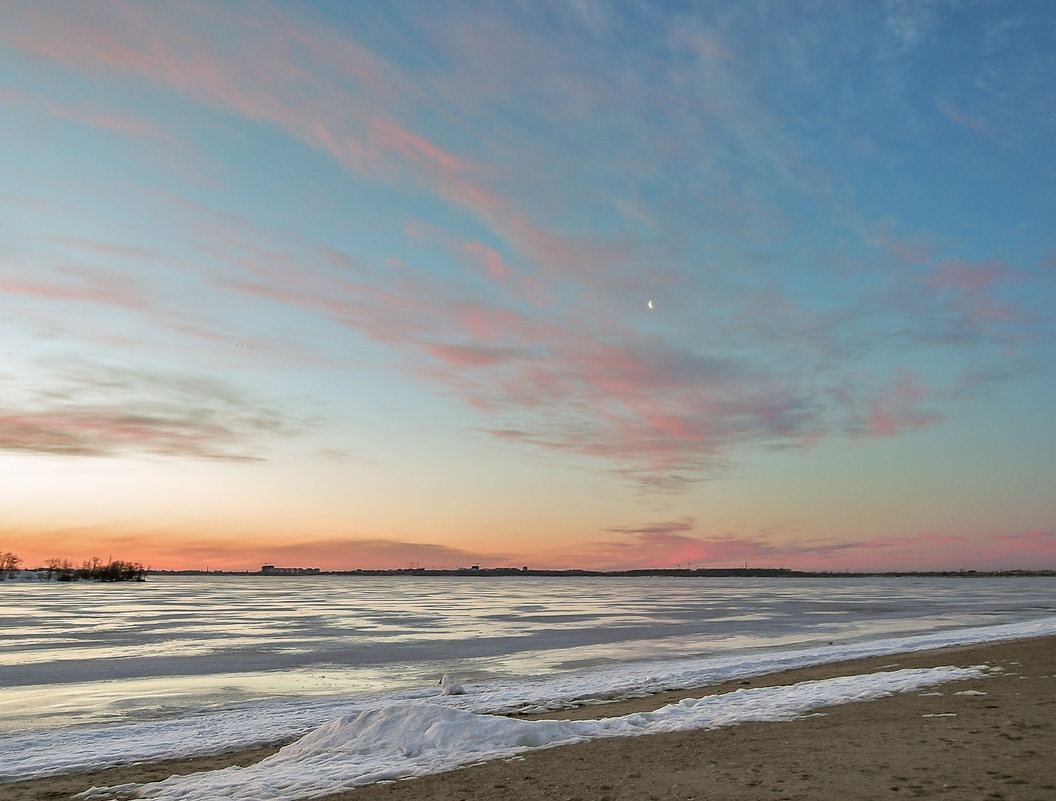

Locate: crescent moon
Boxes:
[647,299,654,310]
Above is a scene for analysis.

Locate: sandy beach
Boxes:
[6,635,1054,801]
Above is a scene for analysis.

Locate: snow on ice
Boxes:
[3,616,1054,788]
[77,665,988,801]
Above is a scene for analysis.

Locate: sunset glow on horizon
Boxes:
[2,1,1054,573]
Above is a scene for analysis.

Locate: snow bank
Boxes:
[0,570,51,582]
[79,665,987,801]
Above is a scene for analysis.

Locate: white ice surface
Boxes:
[3,615,1053,784]
[78,665,986,801]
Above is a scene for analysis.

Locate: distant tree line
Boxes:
[45,556,148,582]
[1,552,147,582]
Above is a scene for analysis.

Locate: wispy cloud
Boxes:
[967,531,1056,567]
[3,0,1048,499]
[0,85,172,141]
[176,189,1040,488]
[863,370,944,438]
[232,268,831,482]
[0,264,156,313]
[559,522,1054,572]
[1,363,294,461]
[568,525,801,571]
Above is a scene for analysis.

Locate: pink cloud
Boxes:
[207,218,827,485]
[53,237,159,259]
[823,531,1056,572]
[463,241,515,281]
[454,303,542,343]
[0,265,155,312]
[3,2,400,173]
[419,342,525,368]
[9,4,1032,490]
[973,531,1056,566]
[405,221,519,284]
[865,371,944,438]
[0,235,266,349]
[6,1,634,291]
[0,85,171,141]
[925,259,1030,331]
[931,259,1015,291]
[370,118,472,175]
[193,187,1017,489]
[845,255,1033,374]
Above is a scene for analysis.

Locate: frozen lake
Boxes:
[3,574,1054,736]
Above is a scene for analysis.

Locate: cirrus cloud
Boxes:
[1,363,295,461]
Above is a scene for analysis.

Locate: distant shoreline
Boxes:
[148,567,1056,578]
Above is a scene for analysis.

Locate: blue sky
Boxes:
[1,1,1054,571]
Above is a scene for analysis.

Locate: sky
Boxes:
[2,1,1054,573]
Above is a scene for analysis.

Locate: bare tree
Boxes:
[1,552,22,572]
[44,557,74,580]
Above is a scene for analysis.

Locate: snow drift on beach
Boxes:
[78,665,988,801]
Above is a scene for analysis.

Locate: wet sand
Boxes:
[5,635,1054,801]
